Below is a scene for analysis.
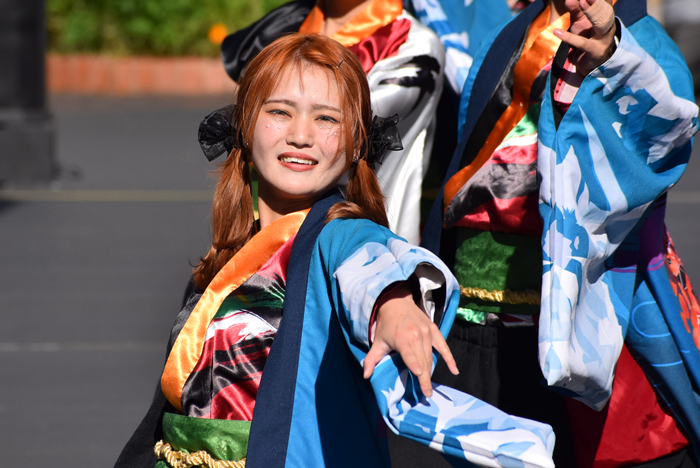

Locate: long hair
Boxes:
[193,34,388,290]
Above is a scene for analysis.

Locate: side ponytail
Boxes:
[192,149,256,290]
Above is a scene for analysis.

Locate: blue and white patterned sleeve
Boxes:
[322,219,555,468]
[333,235,456,348]
[537,17,699,410]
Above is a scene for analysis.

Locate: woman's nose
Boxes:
[285,116,313,148]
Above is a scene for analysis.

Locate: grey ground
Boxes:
[0,93,699,467]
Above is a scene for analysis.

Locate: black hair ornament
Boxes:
[198,105,403,165]
[366,113,403,165]
[198,104,239,162]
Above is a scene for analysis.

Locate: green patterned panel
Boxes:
[161,412,250,463]
[453,227,542,315]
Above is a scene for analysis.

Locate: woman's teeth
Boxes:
[279,156,317,165]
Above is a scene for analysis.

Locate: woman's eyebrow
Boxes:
[264,99,340,113]
[312,104,341,113]
[265,99,296,106]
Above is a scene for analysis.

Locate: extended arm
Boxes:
[325,219,556,467]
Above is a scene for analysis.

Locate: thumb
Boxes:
[581,0,615,35]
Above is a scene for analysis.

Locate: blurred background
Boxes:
[0,0,698,466]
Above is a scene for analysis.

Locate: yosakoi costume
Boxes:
[407,0,511,96]
[114,190,559,468]
[219,0,445,244]
[417,0,700,466]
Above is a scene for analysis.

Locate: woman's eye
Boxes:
[318,115,339,123]
[269,109,290,117]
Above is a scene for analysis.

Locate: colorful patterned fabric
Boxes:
[348,19,412,73]
[444,6,568,214]
[160,413,249,464]
[445,103,542,235]
[299,0,404,47]
[353,11,444,245]
[160,212,307,412]
[452,228,542,316]
[181,237,294,420]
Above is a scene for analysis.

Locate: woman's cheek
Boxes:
[262,116,289,132]
[317,125,341,148]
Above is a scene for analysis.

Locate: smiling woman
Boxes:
[114,34,558,468]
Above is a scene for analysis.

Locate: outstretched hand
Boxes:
[362,282,459,398]
[553,0,617,76]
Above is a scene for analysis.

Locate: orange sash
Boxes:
[161,211,308,411]
[299,0,404,47]
[443,6,570,215]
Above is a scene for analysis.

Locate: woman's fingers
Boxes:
[365,324,457,398]
[364,315,440,397]
[432,325,459,376]
[391,321,432,396]
[419,324,435,396]
[553,28,591,51]
[553,0,616,75]
[369,284,461,399]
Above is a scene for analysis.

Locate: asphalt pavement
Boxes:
[0,93,699,467]
[0,94,228,466]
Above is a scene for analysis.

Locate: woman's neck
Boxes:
[319,0,373,36]
[257,191,316,230]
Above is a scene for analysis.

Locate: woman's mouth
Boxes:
[277,153,318,172]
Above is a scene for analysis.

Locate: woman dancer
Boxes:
[114,34,556,468]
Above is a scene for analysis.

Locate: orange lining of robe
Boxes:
[299,0,404,47]
[443,6,569,216]
[161,211,309,412]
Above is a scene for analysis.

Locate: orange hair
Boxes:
[193,34,388,290]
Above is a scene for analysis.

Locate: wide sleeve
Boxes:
[320,219,556,468]
[332,230,455,348]
[537,17,699,410]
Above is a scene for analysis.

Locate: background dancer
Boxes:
[415,0,700,466]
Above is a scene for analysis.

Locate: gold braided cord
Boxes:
[460,286,540,305]
[154,440,245,468]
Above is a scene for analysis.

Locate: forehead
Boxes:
[268,63,341,106]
